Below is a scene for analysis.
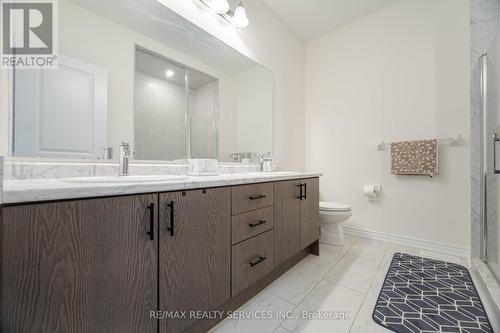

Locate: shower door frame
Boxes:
[481,53,488,262]
[481,52,500,283]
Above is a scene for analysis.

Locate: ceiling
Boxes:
[261,0,400,41]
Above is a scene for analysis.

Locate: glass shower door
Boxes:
[484,32,500,281]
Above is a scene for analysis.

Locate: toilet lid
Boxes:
[319,201,351,212]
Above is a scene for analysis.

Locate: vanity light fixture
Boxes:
[198,0,249,29]
[231,2,249,29]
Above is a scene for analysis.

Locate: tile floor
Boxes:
[210,236,475,333]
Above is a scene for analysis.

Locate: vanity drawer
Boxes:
[232,206,274,244]
[231,230,274,296]
[231,183,274,215]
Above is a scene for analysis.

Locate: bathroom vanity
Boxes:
[0,0,316,331]
[0,173,320,333]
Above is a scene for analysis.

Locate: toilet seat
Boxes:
[319,201,351,212]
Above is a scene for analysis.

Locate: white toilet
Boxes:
[319,201,352,246]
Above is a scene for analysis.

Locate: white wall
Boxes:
[158,0,305,170]
[305,0,471,249]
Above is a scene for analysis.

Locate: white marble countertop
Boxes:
[2,172,321,204]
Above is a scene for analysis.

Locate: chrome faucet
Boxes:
[260,152,273,172]
[103,147,113,160]
[119,142,131,176]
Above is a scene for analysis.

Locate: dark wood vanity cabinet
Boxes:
[273,179,302,267]
[159,188,231,333]
[231,230,274,296]
[0,194,158,333]
[230,183,275,297]
[274,178,320,267]
[301,178,320,249]
[0,177,319,333]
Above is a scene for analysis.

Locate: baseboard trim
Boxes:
[343,225,471,261]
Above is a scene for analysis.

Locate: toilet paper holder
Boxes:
[363,184,381,201]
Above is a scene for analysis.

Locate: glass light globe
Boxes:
[232,3,249,29]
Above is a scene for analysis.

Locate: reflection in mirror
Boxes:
[134,48,219,161]
[10,0,273,163]
[134,50,188,161]
[13,56,108,159]
[225,65,273,163]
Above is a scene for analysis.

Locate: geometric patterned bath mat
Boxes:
[372,253,494,333]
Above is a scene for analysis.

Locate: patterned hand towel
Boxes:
[390,139,438,177]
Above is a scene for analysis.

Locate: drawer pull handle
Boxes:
[248,194,267,200]
[248,220,267,228]
[248,256,267,267]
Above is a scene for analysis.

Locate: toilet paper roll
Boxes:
[363,184,381,201]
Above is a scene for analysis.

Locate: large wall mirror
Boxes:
[9,0,273,164]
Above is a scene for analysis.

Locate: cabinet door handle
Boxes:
[297,184,303,200]
[303,182,307,200]
[248,194,266,200]
[147,203,155,241]
[248,220,267,228]
[248,256,267,267]
[166,201,174,236]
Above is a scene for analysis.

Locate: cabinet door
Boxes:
[1,195,158,333]
[273,180,302,267]
[301,178,320,248]
[159,188,231,333]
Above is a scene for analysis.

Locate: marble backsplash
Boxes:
[3,161,260,180]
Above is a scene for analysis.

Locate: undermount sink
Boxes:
[61,175,189,184]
